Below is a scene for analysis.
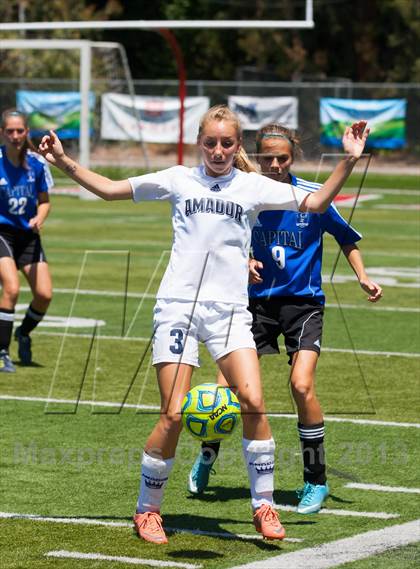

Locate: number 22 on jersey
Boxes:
[8,197,27,215]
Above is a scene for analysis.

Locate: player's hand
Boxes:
[28,215,43,233]
[38,130,65,165]
[342,121,370,159]
[359,277,382,302]
[249,259,263,284]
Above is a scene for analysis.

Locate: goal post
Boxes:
[0,38,149,174]
[0,0,314,177]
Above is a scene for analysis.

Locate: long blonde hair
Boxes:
[198,104,258,173]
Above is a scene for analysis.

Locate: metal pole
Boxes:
[117,44,150,171]
[159,29,186,166]
[79,43,95,199]
[79,43,91,168]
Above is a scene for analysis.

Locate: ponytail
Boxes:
[234,147,258,173]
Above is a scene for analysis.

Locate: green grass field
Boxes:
[0,169,419,568]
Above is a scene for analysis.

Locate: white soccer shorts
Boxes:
[152,299,256,367]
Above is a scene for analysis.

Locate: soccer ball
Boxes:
[181,383,241,442]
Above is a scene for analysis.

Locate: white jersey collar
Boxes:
[193,164,238,187]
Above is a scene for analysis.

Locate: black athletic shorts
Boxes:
[248,296,324,364]
[0,224,47,268]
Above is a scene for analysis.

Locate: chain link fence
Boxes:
[1,78,419,165]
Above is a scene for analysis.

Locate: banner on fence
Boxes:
[101,94,210,143]
[320,98,407,149]
[228,96,298,130]
[16,91,95,139]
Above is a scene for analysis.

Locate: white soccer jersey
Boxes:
[129,165,307,305]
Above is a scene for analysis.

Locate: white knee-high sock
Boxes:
[136,452,174,514]
[243,437,275,511]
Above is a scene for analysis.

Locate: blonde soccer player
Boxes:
[39,105,369,544]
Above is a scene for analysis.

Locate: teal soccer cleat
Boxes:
[296,482,329,514]
[188,453,215,495]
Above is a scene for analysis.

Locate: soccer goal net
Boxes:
[0,39,150,179]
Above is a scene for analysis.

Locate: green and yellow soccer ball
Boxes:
[181,383,241,442]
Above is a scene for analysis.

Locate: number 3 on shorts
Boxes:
[170,328,184,354]
[271,245,285,269]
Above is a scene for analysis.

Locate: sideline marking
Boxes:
[46,550,201,568]
[1,395,419,429]
[333,193,380,207]
[275,504,399,519]
[0,511,301,543]
[345,482,420,494]
[228,519,420,569]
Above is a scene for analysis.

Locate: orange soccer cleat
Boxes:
[133,512,168,544]
[253,503,286,540]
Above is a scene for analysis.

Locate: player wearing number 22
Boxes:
[0,108,53,371]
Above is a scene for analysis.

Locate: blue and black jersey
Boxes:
[249,174,361,305]
[0,146,53,231]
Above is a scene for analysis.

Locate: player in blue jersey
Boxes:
[0,109,54,371]
[39,106,369,544]
[188,122,382,514]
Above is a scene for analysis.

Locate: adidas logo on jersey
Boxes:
[210,183,221,192]
[0,177,8,186]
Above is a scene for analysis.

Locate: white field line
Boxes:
[20,286,420,309]
[267,413,420,429]
[1,395,420,429]
[324,249,419,260]
[374,204,420,211]
[328,303,420,313]
[275,504,399,520]
[321,347,420,358]
[0,511,301,543]
[345,482,420,494]
[0,395,158,410]
[20,285,155,299]
[362,188,420,196]
[46,550,200,568]
[228,519,420,569]
[30,330,420,359]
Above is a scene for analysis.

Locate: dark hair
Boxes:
[1,108,35,167]
[255,123,302,160]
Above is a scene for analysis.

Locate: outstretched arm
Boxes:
[301,121,370,213]
[38,131,132,201]
[342,243,383,302]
